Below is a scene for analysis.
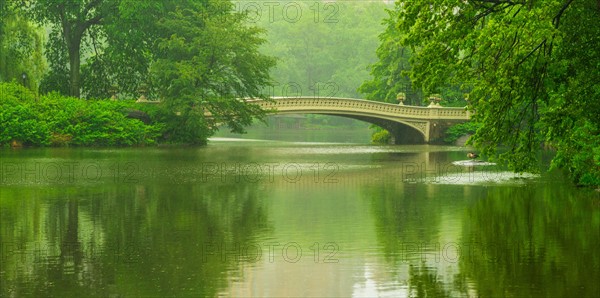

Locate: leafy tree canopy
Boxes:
[150,0,276,143]
[359,6,466,107]
[391,0,600,186]
[19,0,117,97]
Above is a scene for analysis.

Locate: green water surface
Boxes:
[1,137,598,297]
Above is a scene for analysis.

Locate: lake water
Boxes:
[1,133,599,297]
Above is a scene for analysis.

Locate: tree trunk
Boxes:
[62,15,84,98]
[68,40,81,98]
[53,1,107,98]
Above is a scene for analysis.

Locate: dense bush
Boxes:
[444,121,481,144]
[0,82,161,147]
[0,83,49,146]
[370,126,391,144]
[0,100,50,146]
[551,120,600,187]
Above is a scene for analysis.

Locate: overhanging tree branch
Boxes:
[553,0,574,28]
[516,39,546,67]
[83,0,102,16]
[84,14,102,28]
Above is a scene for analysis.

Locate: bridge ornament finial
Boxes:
[396,92,406,105]
[136,84,149,102]
[428,94,442,107]
[109,86,119,101]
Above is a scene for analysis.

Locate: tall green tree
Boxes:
[150,0,275,144]
[392,0,600,185]
[80,0,165,99]
[20,0,116,97]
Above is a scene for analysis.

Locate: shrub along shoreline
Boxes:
[1,82,162,147]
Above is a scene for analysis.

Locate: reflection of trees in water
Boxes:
[363,183,442,258]
[361,178,600,297]
[361,182,458,296]
[1,189,111,296]
[408,263,451,298]
[460,185,600,297]
[0,182,271,297]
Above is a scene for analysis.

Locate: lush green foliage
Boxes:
[389,0,600,186]
[7,0,277,145]
[0,83,49,146]
[151,1,275,144]
[359,4,468,141]
[0,0,46,89]
[358,7,420,105]
[359,6,467,107]
[370,126,391,144]
[0,82,161,147]
[19,0,118,98]
[444,121,481,144]
[551,120,600,186]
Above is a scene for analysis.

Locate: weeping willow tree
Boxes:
[0,0,45,90]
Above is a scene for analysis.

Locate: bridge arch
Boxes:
[269,110,426,144]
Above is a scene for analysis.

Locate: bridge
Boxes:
[246,97,471,144]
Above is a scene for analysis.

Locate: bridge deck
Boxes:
[246,97,470,121]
